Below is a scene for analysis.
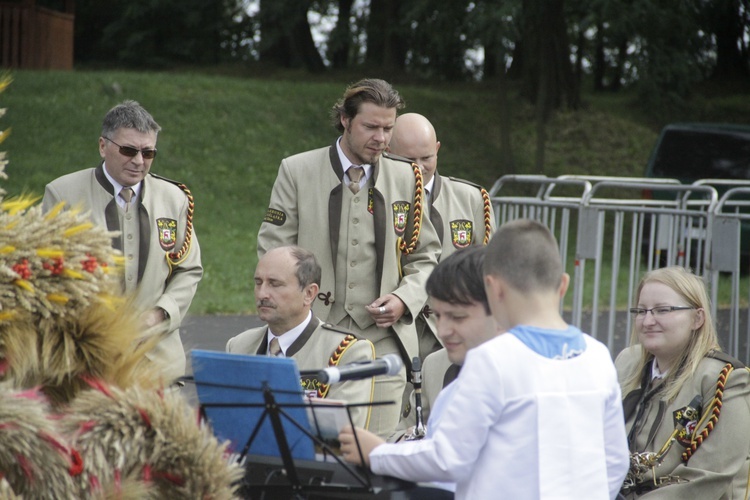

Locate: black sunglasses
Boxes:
[103,137,157,160]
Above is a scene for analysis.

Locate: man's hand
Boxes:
[142,307,168,329]
[338,426,385,467]
[365,294,406,328]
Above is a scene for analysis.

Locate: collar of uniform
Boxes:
[266,310,313,355]
[336,137,373,183]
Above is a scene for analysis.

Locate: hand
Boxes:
[142,307,168,329]
[365,294,406,328]
[338,426,385,467]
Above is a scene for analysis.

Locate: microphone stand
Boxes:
[406,357,426,440]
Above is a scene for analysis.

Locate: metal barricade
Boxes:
[712,186,750,360]
[489,175,723,357]
[576,181,718,356]
[489,175,591,316]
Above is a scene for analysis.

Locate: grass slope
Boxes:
[2,69,746,313]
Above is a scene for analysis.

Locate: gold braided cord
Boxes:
[165,183,194,274]
[681,363,733,463]
[398,163,424,256]
[317,334,357,399]
[481,187,492,245]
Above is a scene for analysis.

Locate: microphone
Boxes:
[406,356,426,440]
[317,354,403,384]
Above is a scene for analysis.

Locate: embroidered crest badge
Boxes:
[673,397,702,446]
[156,218,177,251]
[392,201,410,235]
[450,219,473,249]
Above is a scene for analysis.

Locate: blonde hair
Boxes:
[623,266,720,402]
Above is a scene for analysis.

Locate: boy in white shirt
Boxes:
[339,219,629,499]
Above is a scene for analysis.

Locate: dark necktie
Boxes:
[347,166,365,194]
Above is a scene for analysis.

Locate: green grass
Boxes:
[2,69,748,313]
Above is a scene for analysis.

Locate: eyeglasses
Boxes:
[103,137,157,160]
[629,306,695,318]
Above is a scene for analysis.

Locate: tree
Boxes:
[517,0,579,171]
[257,1,326,72]
[703,0,750,79]
[328,0,355,69]
[75,0,241,66]
[365,0,407,71]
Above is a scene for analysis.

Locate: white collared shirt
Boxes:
[424,176,435,202]
[336,138,372,191]
[103,163,142,209]
[266,311,313,357]
[650,358,669,380]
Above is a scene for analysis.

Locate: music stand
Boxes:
[192,349,315,460]
[191,349,411,498]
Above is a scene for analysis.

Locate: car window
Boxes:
[652,128,750,180]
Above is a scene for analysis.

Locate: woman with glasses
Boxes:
[616,266,750,498]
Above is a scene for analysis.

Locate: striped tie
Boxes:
[268,336,282,357]
[120,187,134,212]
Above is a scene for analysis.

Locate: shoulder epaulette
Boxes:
[149,172,188,188]
[382,151,416,165]
[446,175,486,191]
[707,349,746,368]
[321,322,362,339]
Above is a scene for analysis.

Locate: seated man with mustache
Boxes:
[227,245,376,429]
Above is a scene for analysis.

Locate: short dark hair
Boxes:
[330,78,405,132]
[484,219,562,293]
[288,246,321,289]
[426,246,490,314]
[102,100,161,137]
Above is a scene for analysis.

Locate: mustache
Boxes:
[256,299,276,309]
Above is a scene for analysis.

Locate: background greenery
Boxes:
[2,69,748,313]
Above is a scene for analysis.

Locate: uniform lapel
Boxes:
[286,316,319,357]
[255,326,271,355]
[371,161,385,291]
[430,174,444,246]
[137,177,152,284]
[95,163,122,251]
[328,145,344,272]
[443,363,461,388]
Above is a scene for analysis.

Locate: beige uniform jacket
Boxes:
[390,348,459,442]
[226,317,376,429]
[256,143,441,363]
[42,164,202,381]
[420,174,496,340]
[616,345,750,499]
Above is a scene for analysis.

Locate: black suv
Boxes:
[645,123,750,181]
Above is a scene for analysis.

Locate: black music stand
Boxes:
[191,349,411,499]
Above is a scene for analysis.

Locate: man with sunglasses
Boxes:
[41,100,202,383]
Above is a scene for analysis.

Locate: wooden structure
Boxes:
[1,0,75,70]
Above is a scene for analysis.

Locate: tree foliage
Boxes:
[73,0,750,110]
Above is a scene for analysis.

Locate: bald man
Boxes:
[388,113,496,359]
